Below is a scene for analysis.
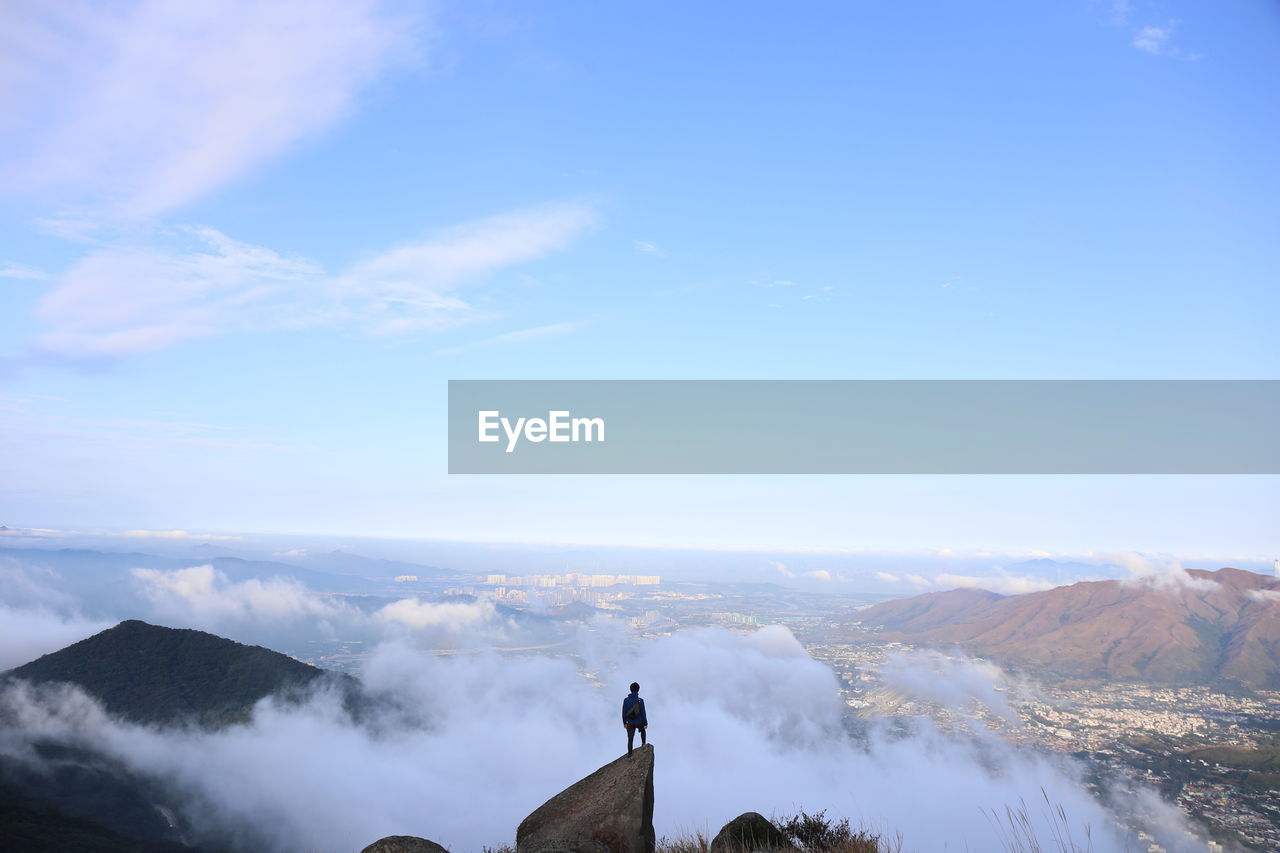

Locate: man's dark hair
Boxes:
[630,682,640,693]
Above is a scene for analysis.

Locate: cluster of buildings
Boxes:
[483,572,661,588]
[1178,783,1276,850]
[434,573,664,608]
[493,586,624,607]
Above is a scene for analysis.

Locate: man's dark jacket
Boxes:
[622,691,647,726]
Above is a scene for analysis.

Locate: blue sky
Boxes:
[1,0,1277,558]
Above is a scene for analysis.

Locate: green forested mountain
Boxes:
[0,620,353,851]
[4,619,337,726]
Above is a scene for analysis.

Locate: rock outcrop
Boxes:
[361,836,451,853]
[517,744,656,853]
[709,812,792,853]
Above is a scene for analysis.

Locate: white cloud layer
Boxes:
[131,564,350,626]
[879,649,1027,726]
[1104,552,1219,592]
[0,625,1204,852]
[375,598,497,631]
[875,569,1052,595]
[934,572,1055,595]
[121,564,509,647]
[0,0,411,218]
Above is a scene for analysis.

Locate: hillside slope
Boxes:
[858,568,1280,688]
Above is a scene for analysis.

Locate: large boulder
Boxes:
[521,843,611,853]
[709,812,792,853]
[517,744,655,853]
[361,836,451,853]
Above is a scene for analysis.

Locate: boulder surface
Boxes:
[361,836,451,853]
[517,744,655,853]
[709,812,792,853]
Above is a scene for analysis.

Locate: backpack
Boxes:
[624,696,642,720]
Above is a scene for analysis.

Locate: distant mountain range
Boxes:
[295,548,454,579]
[0,546,387,604]
[858,567,1280,688]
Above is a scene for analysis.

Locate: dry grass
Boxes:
[655,830,711,853]
[656,810,902,853]
[983,789,1095,853]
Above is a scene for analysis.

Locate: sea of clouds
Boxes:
[0,558,1208,852]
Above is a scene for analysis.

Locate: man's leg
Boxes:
[639,725,647,746]
[627,724,635,756]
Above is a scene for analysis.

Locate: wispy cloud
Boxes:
[1132,22,1175,55]
[770,561,835,582]
[1131,19,1198,60]
[1103,3,1199,61]
[0,262,48,281]
[1107,0,1133,27]
[0,396,297,461]
[334,204,598,337]
[1,0,414,219]
[0,527,69,539]
[35,225,322,358]
[434,321,584,357]
[0,525,238,541]
[116,529,242,542]
[30,203,598,359]
[633,240,663,256]
[875,569,1053,595]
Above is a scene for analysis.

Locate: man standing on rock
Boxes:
[622,681,648,756]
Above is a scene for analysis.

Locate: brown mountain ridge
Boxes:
[856,568,1280,689]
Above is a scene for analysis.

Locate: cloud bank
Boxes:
[0,617,1204,852]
